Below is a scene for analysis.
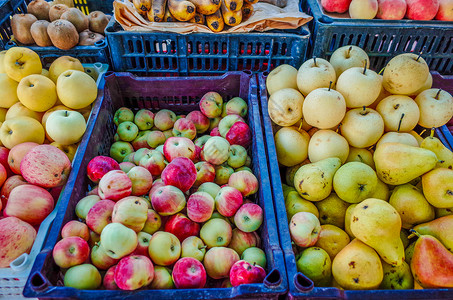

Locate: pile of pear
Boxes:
[266,45,453,290]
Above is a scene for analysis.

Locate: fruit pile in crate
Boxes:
[265,45,453,289]
[50,92,269,290]
[0,47,99,269]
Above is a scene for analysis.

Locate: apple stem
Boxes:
[65,110,69,117]
[416,51,423,62]
[336,123,341,133]
[397,113,405,132]
[363,60,367,75]
[328,81,332,91]
[313,56,317,67]
[436,89,442,100]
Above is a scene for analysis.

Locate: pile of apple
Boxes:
[321,0,452,21]
[51,93,269,290]
[0,47,99,269]
[266,45,453,290]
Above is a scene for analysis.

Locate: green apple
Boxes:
[333,162,378,203]
[214,164,234,185]
[64,264,102,289]
[194,135,211,148]
[197,182,221,199]
[117,121,139,142]
[100,223,138,259]
[75,195,100,220]
[148,231,181,266]
[209,212,232,225]
[227,145,247,169]
[122,152,135,163]
[235,166,252,173]
[110,141,134,163]
[181,236,206,262]
[241,247,266,268]
[150,266,175,289]
[285,191,319,221]
[296,247,332,287]
[200,218,232,248]
[114,107,134,126]
[379,260,414,289]
[225,97,248,117]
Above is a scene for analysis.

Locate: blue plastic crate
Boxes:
[23,71,287,299]
[105,18,310,75]
[0,0,113,67]
[257,73,453,299]
[431,73,453,151]
[302,0,453,74]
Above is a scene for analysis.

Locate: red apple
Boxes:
[91,242,120,270]
[228,170,259,197]
[139,150,166,176]
[98,170,132,201]
[151,185,186,216]
[87,156,121,184]
[172,118,197,140]
[321,0,352,13]
[8,142,39,175]
[234,203,263,233]
[52,236,90,269]
[187,191,215,223]
[0,216,36,268]
[127,166,153,196]
[0,175,27,208]
[61,220,90,241]
[194,161,215,187]
[147,130,166,148]
[229,260,266,287]
[161,157,197,193]
[163,137,196,162]
[172,257,207,288]
[114,255,155,290]
[131,131,151,151]
[0,163,6,189]
[85,199,116,234]
[103,265,119,290]
[112,196,148,232]
[436,0,453,20]
[215,186,243,217]
[148,179,165,199]
[210,127,221,136]
[376,0,407,19]
[203,247,239,279]
[186,111,210,134]
[164,213,200,242]
[225,122,251,148]
[131,231,152,257]
[0,146,12,176]
[228,228,260,256]
[406,0,439,20]
[154,109,176,131]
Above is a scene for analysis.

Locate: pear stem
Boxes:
[347,46,352,57]
[336,123,341,133]
[409,229,421,238]
[420,129,427,136]
[436,89,442,100]
[448,190,453,196]
[378,67,385,75]
[313,56,317,67]
[328,81,332,91]
[363,60,367,75]
[416,51,423,62]
[430,128,435,138]
[397,113,405,132]
[298,119,303,131]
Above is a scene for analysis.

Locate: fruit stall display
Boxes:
[22,72,288,299]
[302,0,453,75]
[259,45,453,298]
[0,47,107,298]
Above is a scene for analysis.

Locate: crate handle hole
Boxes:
[10,253,29,271]
[264,269,282,287]
[243,70,252,76]
[30,272,49,291]
[94,39,107,48]
[294,272,314,292]
[262,72,269,77]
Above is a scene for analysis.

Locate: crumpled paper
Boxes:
[113,0,312,34]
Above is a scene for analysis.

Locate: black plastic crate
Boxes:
[302,0,453,74]
[23,72,287,299]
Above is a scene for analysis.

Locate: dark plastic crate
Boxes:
[302,0,453,74]
[0,0,112,67]
[23,71,287,299]
[105,18,310,76]
[257,73,453,299]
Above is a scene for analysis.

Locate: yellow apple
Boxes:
[46,110,86,145]
[49,56,84,83]
[376,132,419,149]
[266,64,298,95]
[0,50,7,73]
[50,142,78,162]
[0,116,45,149]
[0,73,19,108]
[6,102,44,122]
[267,88,304,127]
[376,95,420,132]
[77,104,92,122]
[41,69,50,78]
[4,47,42,82]
[414,88,453,128]
[56,70,97,109]
[17,74,58,112]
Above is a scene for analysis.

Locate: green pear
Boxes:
[422,168,453,208]
[345,147,375,170]
[351,198,405,266]
[379,260,414,290]
[420,136,453,169]
[413,215,453,252]
[333,162,378,203]
[293,157,342,202]
[296,247,332,287]
[285,160,310,187]
[367,178,390,201]
[315,193,350,228]
[435,207,453,218]
[389,184,435,229]
[285,191,319,221]
[332,239,383,290]
[400,229,410,249]
[282,183,296,200]
[374,142,437,185]
[344,204,358,239]
[405,241,416,265]
[314,224,350,260]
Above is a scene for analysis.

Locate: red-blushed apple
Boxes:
[63,263,102,290]
[154,109,177,131]
[85,199,115,234]
[134,109,154,131]
[161,157,197,193]
[234,203,263,233]
[4,184,53,226]
[132,148,151,165]
[241,247,266,268]
[193,145,202,163]
[228,170,259,197]
[139,150,166,176]
[122,152,135,163]
[406,0,439,20]
[91,241,120,270]
[0,163,6,189]
[142,209,162,235]
[103,265,119,290]
[229,260,266,287]
[200,218,232,248]
[210,127,221,136]
[163,136,196,162]
[186,111,210,134]
[181,236,206,262]
[119,161,135,173]
[114,255,155,290]
[228,228,259,256]
[0,216,36,268]
[199,92,223,118]
[148,231,181,266]
[20,144,71,188]
[164,213,200,242]
[147,130,166,148]
[197,182,221,199]
[151,266,175,289]
[61,220,90,241]
[194,161,215,187]
[321,0,352,13]
[172,257,207,288]
[0,146,12,176]
[226,121,251,148]
[202,136,230,165]
[98,170,132,201]
[75,194,100,220]
[126,166,153,196]
[218,114,244,138]
[203,247,239,279]
[131,131,151,151]
[376,0,407,19]
[87,156,121,184]
[8,142,38,174]
[172,118,197,140]
[436,0,453,20]
[290,212,321,247]
[131,231,152,257]
[151,185,186,216]
[52,236,90,269]
[100,223,138,259]
[225,97,248,117]
[148,178,165,198]
[112,196,149,232]
[215,186,243,217]
[88,186,99,196]
[187,191,215,223]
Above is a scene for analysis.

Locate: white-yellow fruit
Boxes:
[267,88,304,127]
[56,70,97,109]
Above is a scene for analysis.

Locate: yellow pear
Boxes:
[415,88,453,128]
[340,107,384,148]
[375,132,419,149]
[267,88,304,127]
[285,191,319,222]
[329,45,370,77]
[0,116,45,149]
[315,224,350,260]
[282,183,297,200]
[351,198,405,266]
[422,168,453,208]
[3,47,42,82]
[413,215,453,252]
[0,50,6,73]
[345,147,375,170]
[274,126,309,167]
[0,73,19,108]
[375,95,420,132]
[344,204,358,239]
[297,57,336,96]
[315,193,350,228]
[367,178,390,201]
[409,130,424,146]
[374,142,437,185]
[420,135,453,170]
[332,238,383,290]
[302,87,346,129]
[435,207,453,218]
[49,56,84,83]
[0,108,7,122]
[285,160,310,186]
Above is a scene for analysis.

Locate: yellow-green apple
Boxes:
[202,136,230,165]
[308,129,349,163]
[349,0,378,19]
[139,150,166,176]
[150,266,175,289]
[112,196,148,232]
[229,260,266,287]
[8,142,38,174]
[422,168,453,208]
[181,236,207,261]
[187,191,215,223]
[52,236,90,268]
[0,175,27,208]
[50,142,77,162]
[414,89,453,128]
[290,212,321,247]
[0,217,36,268]
[241,247,266,268]
[114,255,154,290]
[199,92,223,118]
[142,209,162,235]
[148,231,181,266]
[333,162,378,203]
[227,145,247,168]
[126,166,153,196]
[228,228,259,256]
[131,131,151,150]
[4,47,42,82]
[114,107,134,126]
[100,222,138,259]
[154,109,177,131]
[120,162,135,173]
[163,136,196,162]
[64,264,102,290]
[200,218,232,248]
[103,265,119,290]
[0,73,19,108]
[303,87,346,128]
[234,203,263,232]
[62,220,90,241]
[48,56,83,83]
[214,164,234,185]
[147,130,166,148]
[228,170,258,197]
[0,116,45,149]
[218,114,244,138]
[376,132,419,149]
[376,0,407,19]
[85,199,115,234]
[17,74,57,112]
[186,111,210,134]
[88,230,100,248]
[56,70,98,110]
[215,186,243,217]
[172,257,207,288]
[98,170,132,201]
[75,195,100,220]
[91,241,120,270]
[329,45,370,77]
[164,213,200,242]
[225,97,247,117]
[123,152,135,163]
[274,126,309,167]
[226,121,251,148]
[131,231,153,257]
[194,135,211,149]
[162,129,174,140]
[321,0,352,13]
[376,95,420,132]
[406,0,439,20]
[151,185,186,216]
[46,110,86,145]
[203,247,239,279]
[161,157,197,192]
[134,109,154,131]
[436,0,453,20]
[297,58,336,96]
[109,141,134,163]
[194,161,215,187]
[117,121,139,142]
[197,182,221,199]
[209,117,221,132]
[87,156,121,184]
[340,107,384,148]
